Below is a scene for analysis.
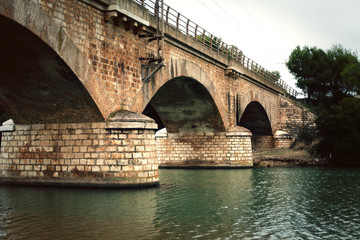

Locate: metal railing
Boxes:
[134,0,298,97]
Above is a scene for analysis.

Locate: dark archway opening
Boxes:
[0,105,9,124]
[0,15,103,124]
[142,103,165,130]
[239,101,273,148]
[239,101,272,136]
[0,105,9,153]
[142,77,224,133]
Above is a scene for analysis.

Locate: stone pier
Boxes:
[251,130,294,149]
[0,112,159,188]
[156,126,253,168]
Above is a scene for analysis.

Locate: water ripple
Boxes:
[1,168,360,239]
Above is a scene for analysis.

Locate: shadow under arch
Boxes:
[132,59,229,129]
[142,77,225,133]
[239,101,272,136]
[0,11,103,123]
[0,105,9,124]
[239,91,273,131]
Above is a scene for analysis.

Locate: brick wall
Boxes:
[0,122,159,187]
[252,136,274,149]
[277,97,316,137]
[41,0,161,115]
[274,137,293,148]
[156,130,253,168]
[252,135,294,149]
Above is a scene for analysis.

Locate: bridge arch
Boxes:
[239,92,275,148]
[0,0,109,123]
[239,101,272,136]
[132,59,229,129]
[143,77,225,133]
[239,90,273,132]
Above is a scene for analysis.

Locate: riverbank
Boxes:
[253,148,328,167]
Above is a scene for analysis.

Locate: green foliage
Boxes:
[271,71,281,81]
[286,45,360,109]
[196,34,222,52]
[314,98,360,165]
[196,34,242,60]
[291,124,318,149]
[287,45,360,165]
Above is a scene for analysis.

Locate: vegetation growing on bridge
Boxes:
[287,45,360,165]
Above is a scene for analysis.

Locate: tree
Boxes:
[287,45,360,165]
[315,98,360,165]
[286,45,360,109]
[271,71,281,81]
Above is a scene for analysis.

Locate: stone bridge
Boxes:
[0,0,314,187]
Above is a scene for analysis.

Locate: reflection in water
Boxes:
[0,187,158,240]
[153,169,253,239]
[1,168,360,239]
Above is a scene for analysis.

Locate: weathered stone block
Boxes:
[0,121,159,188]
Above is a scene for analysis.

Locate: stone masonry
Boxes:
[156,127,253,168]
[0,115,159,187]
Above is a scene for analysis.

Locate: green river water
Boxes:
[1,167,360,239]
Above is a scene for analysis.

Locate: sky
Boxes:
[163,0,360,95]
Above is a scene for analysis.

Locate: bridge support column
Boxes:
[273,130,293,148]
[0,112,159,188]
[156,126,253,168]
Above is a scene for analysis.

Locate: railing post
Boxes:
[234,48,239,60]
[238,51,242,62]
[176,12,180,29]
[166,6,170,23]
[186,19,190,35]
[194,24,198,38]
[209,34,213,49]
[202,29,205,44]
[155,0,159,20]
[233,47,237,59]
[141,0,144,7]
